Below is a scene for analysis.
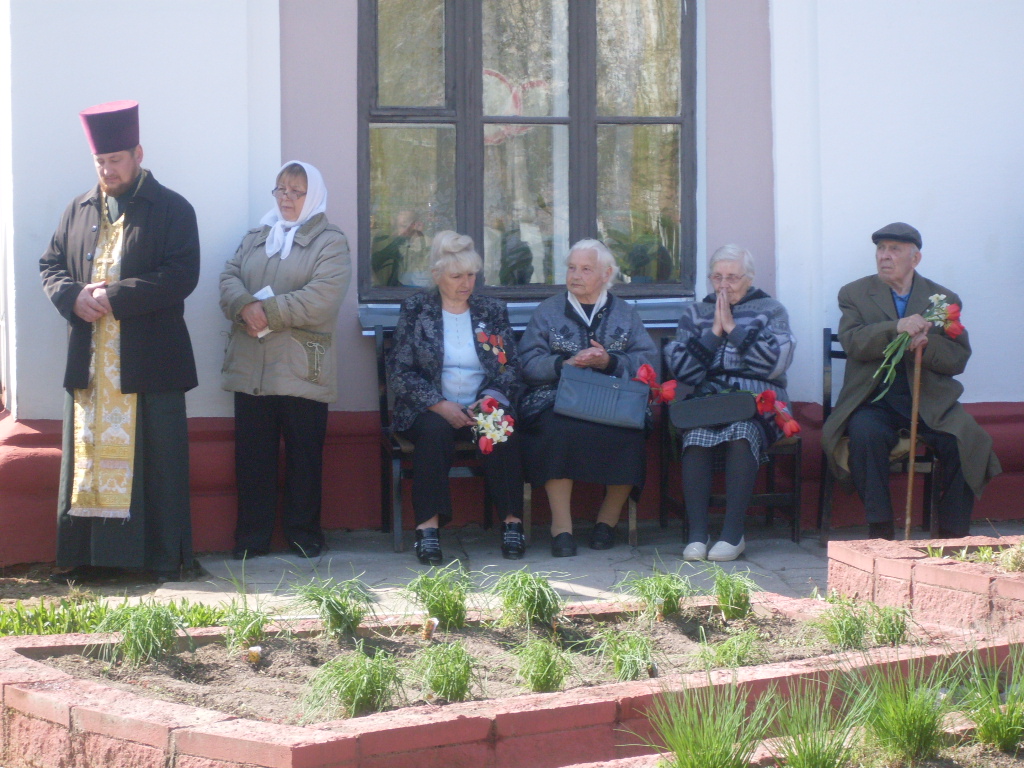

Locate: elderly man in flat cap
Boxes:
[40,100,199,583]
[822,222,1000,540]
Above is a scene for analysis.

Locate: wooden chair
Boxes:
[375,325,532,552]
[658,340,803,543]
[817,328,937,545]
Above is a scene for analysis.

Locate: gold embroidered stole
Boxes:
[69,197,137,519]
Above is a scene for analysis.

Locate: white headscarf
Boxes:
[259,160,328,260]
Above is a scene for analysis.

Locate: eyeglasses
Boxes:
[709,274,747,285]
[271,187,307,201]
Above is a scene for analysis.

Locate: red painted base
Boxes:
[1,403,1022,567]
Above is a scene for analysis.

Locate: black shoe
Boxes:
[590,522,616,550]
[48,565,114,585]
[232,545,269,561]
[289,542,322,558]
[868,521,895,540]
[501,521,526,560]
[551,532,577,558]
[414,528,443,565]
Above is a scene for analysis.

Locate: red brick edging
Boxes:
[828,535,1024,629]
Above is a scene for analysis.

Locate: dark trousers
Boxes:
[58,390,192,573]
[233,393,328,551]
[847,400,973,536]
[402,410,524,527]
[681,440,759,546]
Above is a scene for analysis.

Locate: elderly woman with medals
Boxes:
[518,239,657,557]
[220,161,351,560]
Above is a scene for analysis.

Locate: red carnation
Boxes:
[946,303,961,321]
[946,320,965,339]
[755,390,777,414]
[633,363,657,387]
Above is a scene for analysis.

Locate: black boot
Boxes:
[501,521,526,560]
[414,528,443,565]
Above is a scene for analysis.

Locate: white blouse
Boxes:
[441,309,485,406]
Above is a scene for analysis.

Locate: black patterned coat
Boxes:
[519,292,658,420]
[387,290,522,434]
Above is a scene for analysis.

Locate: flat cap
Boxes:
[871,222,921,249]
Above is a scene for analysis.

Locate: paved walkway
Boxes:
[150,518,1024,616]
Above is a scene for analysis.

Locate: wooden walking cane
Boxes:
[904,345,925,540]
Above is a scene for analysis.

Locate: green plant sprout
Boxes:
[695,627,764,669]
[709,566,757,621]
[294,576,374,638]
[617,569,696,618]
[642,679,773,768]
[515,636,572,692]
[405,562,470,630]
[492,569,562,628]
[301,642,401,720]
[596,629,654,681]
[411,640,476,702]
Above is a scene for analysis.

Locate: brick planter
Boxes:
[0,594,1006,768]
[828,536,1024,629]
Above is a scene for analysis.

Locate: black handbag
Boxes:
[554,364,649,430]
[669,381,756,431]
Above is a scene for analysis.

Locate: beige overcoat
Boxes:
[219,213,351,403]
[821,272,1001,497]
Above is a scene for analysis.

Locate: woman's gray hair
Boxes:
[568,238,619,287]
[709,244,755,279]
[430,230,483,278]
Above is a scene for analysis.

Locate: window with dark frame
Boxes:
[357,0,696,303]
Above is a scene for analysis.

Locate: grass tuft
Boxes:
[962,646,1024,753]
[644,680,773,768]
[222,599,271,651]
[405,563,470,630]
[817,595,871,650]
[492,569,562,628]
[411,640,476,702]
[97,601,188,666]
[1000,541,1024,572]
[515,636,572,692]
[301,642,401,721]
[770,679,865,768]
[870,604,909,647]
[617,570,695,618]
[694,627,764,669]
[294,577,374,638]
[709,566,757,621]
[853,657,955,765]
[596,629,654,681]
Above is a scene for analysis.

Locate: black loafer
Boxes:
[551,532,577,558]
[414,528,443,565]
[590,522,616,550]
[289,542,322,558]
[501,521,526,560]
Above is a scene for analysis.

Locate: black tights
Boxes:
[682,440,758,546]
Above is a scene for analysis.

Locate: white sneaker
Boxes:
[708,537,746,562]
[683,540,708,561]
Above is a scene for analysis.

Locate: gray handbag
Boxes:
[554,364,649,430]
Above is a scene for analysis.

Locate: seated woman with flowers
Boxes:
[664,245,797,562]
[387,231,525,564]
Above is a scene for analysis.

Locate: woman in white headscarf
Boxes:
[219,161,351,560]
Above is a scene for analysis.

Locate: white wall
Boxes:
[772,0,1024,404]
[7,0,280,419]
